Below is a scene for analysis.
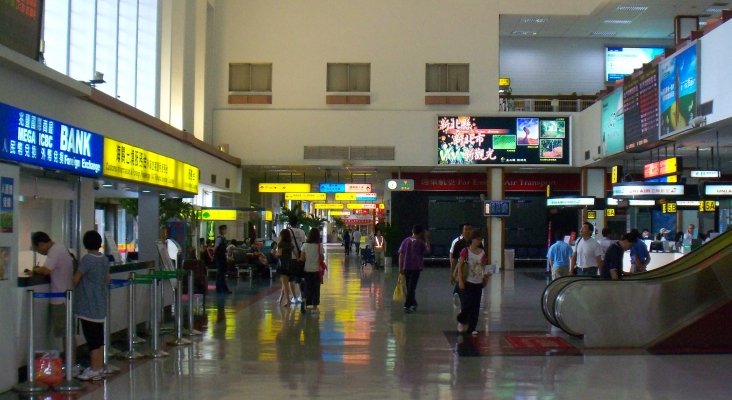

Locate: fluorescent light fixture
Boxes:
[690,170,721,178]
[141,190,151,193]
[604,19,633,24]
[511,30,537,36]
[521,17,548,24]
[102,183,113,188]
[705,6,728,13]
[591,31,617,37]
[616,5,649,12]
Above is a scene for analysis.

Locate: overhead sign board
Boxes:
[0,102,104,177]
[329,211,351,216]
[611,165,622,184]
[643,157,680,179]
[318,183,372,193]
[662,202,677,213]
[103,138,199,193]
[690,170,721,178]
[385,179,414,191]
[546,197,596,207]
[607,198,656,206]
[612,183,684,197]
[259,183,311,193]
[199,209,238,221]
[335,192,378,201]
[347,203,377,210]
[586,210,597,219]
[606,208,616,216]
[285,192,326,201]
[699,200,716,212]
[313,203,345,210]
[704,183,732,196]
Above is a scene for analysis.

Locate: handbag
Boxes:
[318,245,328,283]
[392,273,406,302]
[289,228,305,278]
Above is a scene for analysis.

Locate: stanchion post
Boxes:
[13,290,48,394]
[168,271,191,346]
[186,268,201,336]
[55,290,82,392]
[148,274,168,358]
[102,281,121,375]
[120,273,144,359]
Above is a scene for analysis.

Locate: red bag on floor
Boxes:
[35,351,63,386]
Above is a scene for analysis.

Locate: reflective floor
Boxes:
[5,244,732,399]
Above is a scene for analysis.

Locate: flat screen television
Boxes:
[483,200,511,217]
[605,47,665,83]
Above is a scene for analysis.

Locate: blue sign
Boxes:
[319,183,345,193]
[0,102,103,177]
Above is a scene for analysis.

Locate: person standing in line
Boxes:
[213,225,232,294]
[31,232,75,349]
[546,232,573,280]
[601,232,635,280]
[343,229,351,256]
[398,225,430,313]
[275,229,296,306]
[299,228,323,314]
[73,231,111,381]
[449,223,473,308]
[352,229,362,256]
[373,230,385,268]
[570,222,604,276]
[288,218,306,304]
[683,224,695,244]
[455,230,491,335]
[629,228,651,273]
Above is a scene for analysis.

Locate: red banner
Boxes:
[395,173,580,192]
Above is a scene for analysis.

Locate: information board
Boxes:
[623,65,662,152]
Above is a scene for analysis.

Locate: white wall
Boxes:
[700,21,732,125]
[574,100,603,167]
[500,37,671,96]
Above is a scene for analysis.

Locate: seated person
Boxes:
[244,240,270,277]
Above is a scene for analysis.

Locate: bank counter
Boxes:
[16,260,165,359]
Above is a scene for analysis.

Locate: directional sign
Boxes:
[285,192,326,201]
[259,183,311,193]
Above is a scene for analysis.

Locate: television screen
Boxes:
[484,200,511,217]
[437,116,570,165]
[0,0,43,60]
[606,47,665,82]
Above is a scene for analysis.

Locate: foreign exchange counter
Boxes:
[15,260,165,365]
[621,251,684,273]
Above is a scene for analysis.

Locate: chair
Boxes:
[231,250,252,279]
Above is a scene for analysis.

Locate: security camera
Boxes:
[690,116,706,128]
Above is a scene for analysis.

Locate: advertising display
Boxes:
[612,183,684,197]
[483,200,511,217]
[623,65,661,152]
[437,116,570,165]
[605,47,665,82]
[601,89,625,156]
[659,43,699,139]
[0,102,104,177]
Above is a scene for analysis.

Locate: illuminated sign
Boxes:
[335,193,377,201]
[643,157,680,179]
[606,208,616,217]
[659,44,698,139]
[318,183,372,193]
[385,179,414,191]
[329,211,351,216]
[199,209,238,221]
[662,203,677,213]
[103,138,199,193]
[611,165,622,184]
[546,197,595,207]
[645,175,678,183]
[347,203,377,210]
[587,211,597,219]
[499,77,511,86]
[704,183,732,196]
[265,210,273,221]
[612,183,684,197]
[691,170,721,178]
[343,218,372,225]
[607,198,655,206]
[699,200,716,212]
[437,116,570,165]
[345,183,371,193]
[676,200,700,207]
[285,192,326,201]
[313,203,345,210]
[258,183,311,193]
[483,200,511,217]
[0,102,104,177]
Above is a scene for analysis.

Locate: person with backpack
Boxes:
[398,224,430,313]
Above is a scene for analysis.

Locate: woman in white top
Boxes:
[456,230,492,335]
[299,228,323,313]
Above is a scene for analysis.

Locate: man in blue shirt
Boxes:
[602,233,635,280]
[546,232,573,280]
[629,229,651,273]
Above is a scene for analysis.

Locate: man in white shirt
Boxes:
[683,224,695,244]
[570,222,604,276]
[31,232,75,342]
[352,230,362,256]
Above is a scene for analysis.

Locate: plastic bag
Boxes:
[392,274,406,302]
[34,350,63,386]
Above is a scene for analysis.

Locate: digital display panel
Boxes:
[0,0,43,60]
[0,102,103,177]
[437,116,570,165]
[659,43,698,139]
[605,47,665,82]
[483,200,511,217]
[624,65,662,152]
[601,89,625,156]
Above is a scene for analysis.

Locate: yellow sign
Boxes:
[347,203,377,210]
[329,211,350,216]
[605,208,616,217]
[103,138,199,193]
[258,183,311,193]
[199,209,237,221]
[662,202,677,213]
[611,165,621,184]
[335,193,357,201]
[499,77,511,86]
[700,200,716,212]
[587,211,597,220]
[313,203,345,210]
[285,192,326,201]
[265,210,273,221]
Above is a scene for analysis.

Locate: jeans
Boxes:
[403,269,421,309]
[215,259,229,292]
[575,267,598,276]
[302,271,321,306]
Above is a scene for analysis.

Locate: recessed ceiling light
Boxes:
[521,17,548,24]
[604,19,633,24]
[591,31,617,37]
[511,30,537,36]
[616,5,648,12]
[705,6,728,13]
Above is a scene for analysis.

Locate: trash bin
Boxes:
[503,249,515,270]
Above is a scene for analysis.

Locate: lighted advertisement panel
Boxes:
[0,0,43,60]
[605,47,665,83]
[623,65,661,152]
[601,89,625,156]
[437,116,570,165]
[659,43,699,139]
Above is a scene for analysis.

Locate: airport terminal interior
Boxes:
[2,0,732,399]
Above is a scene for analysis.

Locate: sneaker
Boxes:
[404,307,413,314]
[452,293,461,308]
[77,367,103,381]
[457,322,465,333]
[471,331,478,336]
[71,363,84,378]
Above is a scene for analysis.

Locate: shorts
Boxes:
[80,319,105,351]
[50,304,67,338]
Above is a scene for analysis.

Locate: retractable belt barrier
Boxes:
[186,269,202,337]
[139,271,167,358]
[103,279,131,373]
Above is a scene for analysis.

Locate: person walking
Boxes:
[546,232,572,280]
[455,230,491,335]
[275,229,296,306]
[213,225,232,294]
[570,222,604,276]
[373,230,385,268]
[73,231,111,381]
[353,229,362,256]
[398,224,430,313]
[343,229,351,256]
[449,223,472,308]
[299,228,323,313]
[287,219,306,304]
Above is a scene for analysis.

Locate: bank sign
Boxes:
[0,102,103,177]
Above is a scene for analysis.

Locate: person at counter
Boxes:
[629,229,651,273]
[601,233,635,280]
[570,222,604,276]
[683,224,695,244]
[30,232,75,346]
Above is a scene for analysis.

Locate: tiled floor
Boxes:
[4,244,732,399]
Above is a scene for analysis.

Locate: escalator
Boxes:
[542,230,732,349]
